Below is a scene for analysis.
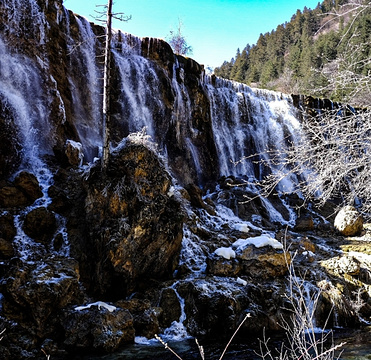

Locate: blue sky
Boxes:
[64,0,321,69]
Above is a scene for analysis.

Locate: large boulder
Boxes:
[23,207,57,244]
[0,172,42,208]
[63,305,134,353]
[177,279,286,338]
[117,298,160,338]
[83,141,184,297]
[208,235,289,279]
[64,140,83,168]
[2,258,82,338]
[334,206,363,236]
[0,213,16,241]
[0,186,29,208]
[14,171,43,201]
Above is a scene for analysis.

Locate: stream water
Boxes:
[69,328,371,360]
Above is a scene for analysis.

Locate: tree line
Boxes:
[214,0,371,107]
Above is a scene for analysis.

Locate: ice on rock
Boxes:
[237,277,247,286]
[214,247,236,259]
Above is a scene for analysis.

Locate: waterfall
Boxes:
[0,0,309,195]
[68,14,103,161]
[160,282,190,341]
[204,77,302,187]
[112,46,163,138]
[0,38,54,165]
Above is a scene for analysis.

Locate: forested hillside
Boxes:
[214,0,371,106]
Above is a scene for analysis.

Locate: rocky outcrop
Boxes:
[207,245,289,279]
[177,279,287,338]
[0,100,21,180]
[83,141,184,297]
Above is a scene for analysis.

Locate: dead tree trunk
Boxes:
[102,0,113,170]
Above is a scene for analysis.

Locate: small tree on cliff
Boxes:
[167,18,193,56]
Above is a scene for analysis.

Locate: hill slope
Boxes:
[214,0,371,106]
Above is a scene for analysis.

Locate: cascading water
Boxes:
[0,1,71,261]
[112,44,164,138]
[67,14,103,162]
[204,77,302,186]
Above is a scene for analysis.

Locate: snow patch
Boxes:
[233,223,250,233]
[215,247,236,259]
[75,301,116,313]
[233,235,283,250]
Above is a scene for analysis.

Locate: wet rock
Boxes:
[0,185,29,208]
[2,258,82,338]
[0,172,42,208]
[0,238,14,259]
[238,245,290,278]
[299,237,316,253]
[63,306,134,353]
[0,99,22,181]
[177,279,286,338]
[317,279,359,328]
[14,171,43,201]
[53,233,64,251]
[158,288,182,329]
[48,184,72,214]
[0,213,16,241]
[23,207,57,244]
[207,255,242,277]
[295,213,314,231]
[117,298,160,338]
[185,184,215,215]
[64,140,83,168]
[334,206,363,236]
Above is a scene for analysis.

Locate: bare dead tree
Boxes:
[258,252,345,360]
[101,0,113,170]
[312,34,371,108]
[94,1,131,171]
[252,104,371,219]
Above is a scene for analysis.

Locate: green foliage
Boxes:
[214,0,371,104]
